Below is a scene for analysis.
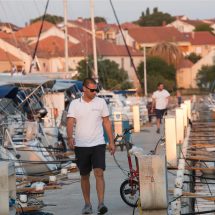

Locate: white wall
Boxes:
[167,20,195,33]
[190,49,215,88]
[115,30,135,47]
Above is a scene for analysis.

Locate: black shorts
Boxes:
[155,109,167,119]
[74,144,106,176]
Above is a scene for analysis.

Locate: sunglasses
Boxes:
[85,86,100,93]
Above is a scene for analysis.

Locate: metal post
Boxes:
[143,46,147,96]
[90,0,98,81]
[64,0,69,73]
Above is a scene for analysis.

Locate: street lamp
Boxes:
[143,46,148,96]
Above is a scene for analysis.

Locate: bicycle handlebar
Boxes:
[123,126,134,135]
[114,126,134,142]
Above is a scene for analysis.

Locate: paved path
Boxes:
[42,124,175,215]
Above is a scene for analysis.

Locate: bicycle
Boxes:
[114,127,140,207]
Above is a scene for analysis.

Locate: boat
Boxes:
[0,78,78,176]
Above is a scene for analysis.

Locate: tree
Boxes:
[146,8,150,16]
[30,14,63,24]
[196,64,215,89]
[77,56,133,90]
[195,23,214,33]
[136,7,175,26]
[137,56,176,93]
[86,16,107,23]
[149,42,183,68]
[185,52,201,64]
[153,7,158,14]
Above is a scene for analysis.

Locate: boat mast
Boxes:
[90,0,98,81]
[64,0,69,73]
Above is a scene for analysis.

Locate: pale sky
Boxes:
[0,0,215,27]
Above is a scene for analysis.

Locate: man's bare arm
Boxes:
[103,116,115,155]
[67,117,76,149]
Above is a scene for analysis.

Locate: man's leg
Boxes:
[94,168,108,214]
[155,109,161,133]
[94,168,105,204]
[81,174,91,205]
[156,117,161,130]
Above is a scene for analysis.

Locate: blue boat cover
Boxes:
[0,84,18,98]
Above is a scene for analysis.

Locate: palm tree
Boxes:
[149,42,183,68]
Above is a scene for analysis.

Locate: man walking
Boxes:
[67,78,115,214]
[151,82,170,134]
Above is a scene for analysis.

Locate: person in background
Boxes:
[146,97,153,124]
[176,89,182,106]
[151,82,170,134]
[67,78,115,214]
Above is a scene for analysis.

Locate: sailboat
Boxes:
[0,75,80,175]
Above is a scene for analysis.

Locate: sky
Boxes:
[0,0,215,27]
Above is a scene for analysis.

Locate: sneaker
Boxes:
[97,203,108,214]
[156,128,160,134]
[82,204,93,214]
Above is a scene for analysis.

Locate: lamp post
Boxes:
[90,0,98,82]
[143,46,148,96]
[64,0,69,73]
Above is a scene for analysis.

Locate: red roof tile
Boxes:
[1,37,33,55]
[121,22,141,30]
[96,23,118,32]
[31,36,75,58]
[0,47,21,61]
[128,26,186,43]
[69,38,142,57]
[0,31,13,39]
[15,21,54,38]
[182,32,215,45]
[177,59,193,69]
[67,27,92,42]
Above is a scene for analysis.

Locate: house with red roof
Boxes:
[68,38,143,89]
[67,27,92,42]
[29,36,76,74]
[0,22,20,33]
[96,23,119,43]
[15,21,55,43]
[67,18,92,32]
[183,31,215,56]
[177,49,215,89]
[28,25,80,45]
[167,19,205,33]
[0,33,32,73]
[28,33,143,88]
[95,22,140,43]
[116,26,190,53]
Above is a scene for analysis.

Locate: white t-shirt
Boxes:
[152,89,170,110]
[67,96,109,147]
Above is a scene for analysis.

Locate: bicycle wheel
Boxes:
[120,179,139,207]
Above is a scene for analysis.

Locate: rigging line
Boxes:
[109,0,139,79]
[33,0,42,15]
[29,0,50,73]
